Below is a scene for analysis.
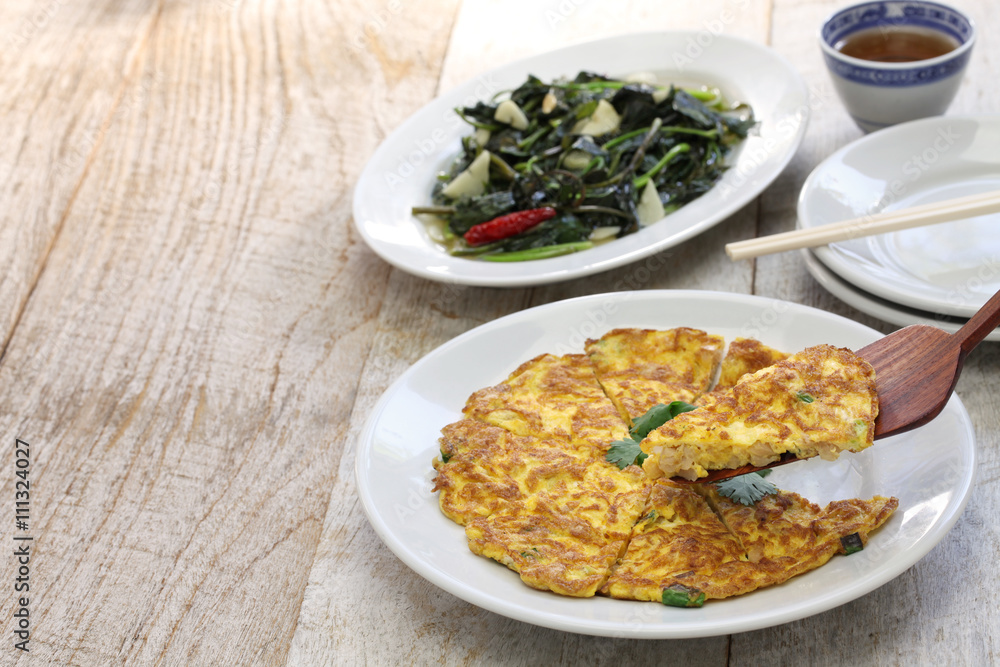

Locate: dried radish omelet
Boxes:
[433,419,594,525]
[602,481,747,603]
[432,330,896,606]
[643,344,878,481]
[465,461,648,597]
[603,482,897,604]
[585,328,724,424]
[696,338,788,409]
[462,353,629,457]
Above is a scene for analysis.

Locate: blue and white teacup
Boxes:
[820,1,976,133]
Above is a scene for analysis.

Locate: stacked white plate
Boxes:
[797,114,1000,341]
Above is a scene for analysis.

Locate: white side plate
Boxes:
[798,114,1000,317]
[802,248,1000,341]
[353,33,808,287]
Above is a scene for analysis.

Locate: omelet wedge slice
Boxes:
[585,327,724,424]
[601,481,747,604]
[603,484,898,605]
[462,353,630,458]
[696,338,788,409]
[696,487,899,597]
[433,419,594,525]
[642,344,878,481]
[464,461,649,597]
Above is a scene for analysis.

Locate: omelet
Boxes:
[585,328,724,424]
[432,330,897,607]
[605,483,898,604]
[643,344,878,481]
[463,353,629,456]
[696,338,788,409]
[433,419,593,525]
[695,487,899,598]
[464,461,649,597]
[602,481,746,603]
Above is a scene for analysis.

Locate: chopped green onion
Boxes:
[662,584,706,608]
[841,533,864,554]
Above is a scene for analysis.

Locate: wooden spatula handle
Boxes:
[954,287,1000,357]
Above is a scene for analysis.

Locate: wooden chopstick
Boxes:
[726,189,1000,261]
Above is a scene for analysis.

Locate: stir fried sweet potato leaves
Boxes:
[413,71,755,262]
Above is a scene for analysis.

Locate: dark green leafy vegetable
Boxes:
[414,71,755,261]
[605,401,699,469]
[797,391,816,403]
[714,469,777,506]
[439,450,451,464]
[448,192,518,234]
[661,584,706,608]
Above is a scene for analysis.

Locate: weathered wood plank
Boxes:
[0,0,458,663]
[0,0,161,352]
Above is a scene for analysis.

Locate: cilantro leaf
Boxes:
[605,402,699,469]
[714,470,777,506]
[629,400,698,440]
[605,439,647,469]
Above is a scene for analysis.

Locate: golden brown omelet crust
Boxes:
[604,484,898,602]
[433,419,593,525]
[602,481,746,601]
[438,353,651,596]
[695,489,899,598]
[464,463,648,597]
[697,338,789,409]
[463,353,629,455]
[432,334,897,605]
[643,344,879,480]
[585,328,724,423]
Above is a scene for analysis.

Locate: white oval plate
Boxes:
[802,249,1000,341]
[798,114,1000,317]
[353,33,808,287]
[355,291,975,638]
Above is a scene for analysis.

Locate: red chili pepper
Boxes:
[463,207,558,246]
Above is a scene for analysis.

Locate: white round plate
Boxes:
[802,249,1000,341]
[355,291,975,638]
[353,33,808,287]
[798,114,1000,317]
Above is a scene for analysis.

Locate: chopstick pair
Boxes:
[726,189,1000,261]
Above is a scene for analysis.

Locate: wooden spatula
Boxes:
[685,288,1000,484]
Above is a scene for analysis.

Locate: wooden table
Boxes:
[2,0,997,663]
